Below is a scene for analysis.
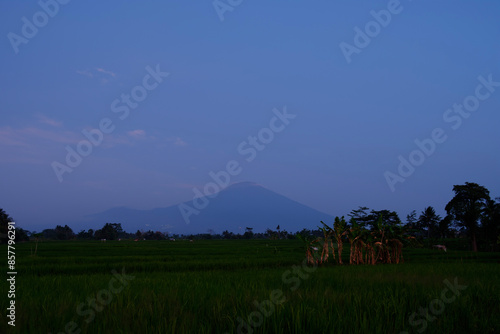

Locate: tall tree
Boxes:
[348,206,371,228]
[244,227,254,239]
[348,207,401,230]
[222,230,233,239]
[445,182,491,252]
[55,225,75,240]
[438,215,452,239]
[405,210,420,237]
[95,223,123,240]
[406,210,417,227]
[42,228,57,239]
[15,228,30,242]
[418,207,441,239]
[481,197,500,251]
[77,229,94,240]
[0,208,14,244]
[369,210,401,230]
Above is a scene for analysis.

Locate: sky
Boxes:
[1,0,499,232]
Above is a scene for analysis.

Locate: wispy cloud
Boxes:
[0,126,79,147]
[0,127,30,147]
[37,114,63,127]
[170,137,187,147]
[96,67,116,77]
[127,129,146,138]
[0,123,187,167]
[1,125,187,149]
[76,69,93,78]
[0,126,80,165]
[76,67,117,84]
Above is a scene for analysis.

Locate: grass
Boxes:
[1,239,499,333]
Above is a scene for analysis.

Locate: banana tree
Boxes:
[333,217,348,264]
[318,224,334,264]
[346,218,360,264]
[297,233,320,265]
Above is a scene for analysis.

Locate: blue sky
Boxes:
[1,0,499,232]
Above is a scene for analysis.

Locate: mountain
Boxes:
[82,182,332,235]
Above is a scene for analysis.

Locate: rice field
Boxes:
[1,239,499,333]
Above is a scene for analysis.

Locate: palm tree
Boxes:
[418,206,441,239]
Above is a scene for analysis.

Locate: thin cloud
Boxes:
[0,127,30,147]
[76,69,93,78]
[127,129,146,138]
[76,68,117,84]
[37,114,63,127]
[171,137,187,147]
[0,126,79,165]
[96,68,116,77]
[0,126,79,147]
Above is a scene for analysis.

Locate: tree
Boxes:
[0,208,14,244]
[406,210,417,227]
[348,206,371,228]
[15,228,30,242]
[95,223,123,240]
[437,216,452,239]
[418,207,441,239]
[222,230,233,239]
[481,197,500,251]
[143,230,167,240]
[265,228,279,240]
[295,228,312,240]
[244,227,254,239]
[445,182,491,252]
[309,215,409,266]
[332,217,348,264]
[368,210,401,230]
[55,225,75,240]
[77,229,94,240]
[31,232,43,256]
[349,208,401,230]
[42,228,57,239]
[405,210,420,237]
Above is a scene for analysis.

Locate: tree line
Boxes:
[1,182,498,251]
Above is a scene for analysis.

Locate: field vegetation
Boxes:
[1,239,499,333]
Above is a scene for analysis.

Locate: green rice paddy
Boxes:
[1,239,499,333]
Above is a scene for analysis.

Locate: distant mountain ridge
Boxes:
[83,182,332,235]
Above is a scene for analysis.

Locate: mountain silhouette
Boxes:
[84,182,332,235]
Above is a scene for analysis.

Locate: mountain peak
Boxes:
[85,182,332,234]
